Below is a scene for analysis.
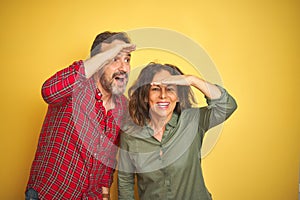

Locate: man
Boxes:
[26,31,136,199]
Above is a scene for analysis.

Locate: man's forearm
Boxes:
[102,187,110,200]
[83,43,135,78]
[83,50,112,79]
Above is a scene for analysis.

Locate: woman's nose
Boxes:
[160,88,166,99]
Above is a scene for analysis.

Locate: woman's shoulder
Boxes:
[180,107,201,117]
[121,122,146,138]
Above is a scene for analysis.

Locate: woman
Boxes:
[118,63,237,200]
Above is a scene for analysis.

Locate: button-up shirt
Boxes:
[27,61,127,199]
[118,87,237,200]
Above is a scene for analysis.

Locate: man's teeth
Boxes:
[115,77,124,81]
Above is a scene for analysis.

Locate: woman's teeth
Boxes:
[157,102,169,107]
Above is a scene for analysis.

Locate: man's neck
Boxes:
[96,82,114,111]
[99,89,112,103]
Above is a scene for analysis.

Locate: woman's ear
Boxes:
[144,97,148,103]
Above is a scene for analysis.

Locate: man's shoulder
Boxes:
[116,95,128,106]
[120,94,128,101]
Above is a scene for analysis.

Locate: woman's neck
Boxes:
[149,115,172,142]
[150,117,166,131]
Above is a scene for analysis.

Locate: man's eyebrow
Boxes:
[116,53,131,58]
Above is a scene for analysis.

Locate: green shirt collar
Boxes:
[145,113,178,128]
[144,112,179,137]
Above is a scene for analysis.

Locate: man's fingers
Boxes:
[122,44,136,52]
[120,43,136,50]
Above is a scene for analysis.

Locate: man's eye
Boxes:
[124,58,130,63]
[112,58,118,62]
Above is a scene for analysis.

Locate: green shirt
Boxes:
[118,87,237,200]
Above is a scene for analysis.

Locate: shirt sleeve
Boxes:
[102,98,129,187]
[118,133,136,200]
[101,138,119,187]
[199,85,238,132]
[41,60,86,105]
[101,166,115,188]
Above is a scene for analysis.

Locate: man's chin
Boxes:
[112,86,126,95]
[111,81,127,95]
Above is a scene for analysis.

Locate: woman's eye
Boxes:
[167,86,176,91]
[151,87,160,91]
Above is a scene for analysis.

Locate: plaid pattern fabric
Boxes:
[27,61,127,199]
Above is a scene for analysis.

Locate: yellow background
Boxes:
[1,0,299,199]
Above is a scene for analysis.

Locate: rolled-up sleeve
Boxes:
[41,60,86,105]
[200,85,238,131]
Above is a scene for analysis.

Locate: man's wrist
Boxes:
[102,193,110,200]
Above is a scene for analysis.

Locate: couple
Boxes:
[26,31,237,200]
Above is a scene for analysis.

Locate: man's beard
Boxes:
[100,71,128,95]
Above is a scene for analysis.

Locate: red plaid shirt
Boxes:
[27,61,128,199]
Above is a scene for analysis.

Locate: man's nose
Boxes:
[118,60,130,73]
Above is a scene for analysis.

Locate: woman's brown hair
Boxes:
[128,62,197,126]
